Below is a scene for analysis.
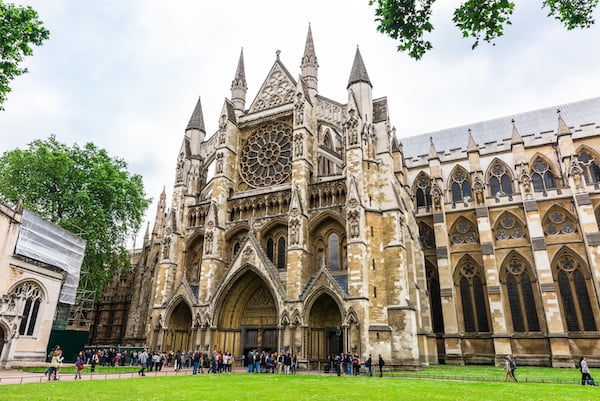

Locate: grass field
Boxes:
[0,372,598,401]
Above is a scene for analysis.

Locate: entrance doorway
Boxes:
[164,301,192,351]
[216,270,278,356]
[308,293,342,360]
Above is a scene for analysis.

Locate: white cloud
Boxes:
[1,0,599,246]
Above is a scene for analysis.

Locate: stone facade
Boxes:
[97,28,600,367]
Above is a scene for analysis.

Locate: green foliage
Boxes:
[369,0,599,59]
[453,0,515,50]
[0,1,49,110]
[543,0,599,29]
[369,0,435,60]
[0,136,151,296]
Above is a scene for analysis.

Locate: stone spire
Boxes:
[231,48,248,114]
[467,129,478,153]
[557,109,571,137]
[300,23,318,97]
[152,187,167,236]
[347,47,372,89]
[186,96,205,132]
[510,119,523,145]
[428,136,438,160]
[143,221,150,243]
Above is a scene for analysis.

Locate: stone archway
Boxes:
[163,301,192,352]
[215,270,278,356]
[307,293,342,360]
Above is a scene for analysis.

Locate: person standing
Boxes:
[74,351,85,380]
[378,354,385,377]
[138,348,149,376]
[365,354,372,376]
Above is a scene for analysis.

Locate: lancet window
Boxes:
[456,258,489,333]
[502,254,540,332]
[530,158,557,193]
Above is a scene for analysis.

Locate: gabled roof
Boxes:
[248,53,297,113]
[401,97,600,159]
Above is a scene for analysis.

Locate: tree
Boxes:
[0,136,151,296]
[369,0,600,60]
[0,1,49,110]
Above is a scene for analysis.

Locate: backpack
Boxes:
[509,359,516,370]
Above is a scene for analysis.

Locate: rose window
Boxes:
[240,123,292,188]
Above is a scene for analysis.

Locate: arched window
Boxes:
[450,218,479,245]
[502,254,540,332]
[554,250,597,331]
[457,259,489,333]
[266,238,274,262]
[277,236,286,269]
[11,282,43,337]
[543,206,578,236]
[450,168,472,203]
[414,174,432,209]
[426,261,444,333]
[488,160,513,197]
[494,212,526,241]
[328,233,340,271]
[530,159,556,193]
[419,222,436,249]
[578,150,600,188]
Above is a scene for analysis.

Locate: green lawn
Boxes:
[0,373,598,401]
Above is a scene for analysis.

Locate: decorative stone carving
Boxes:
[348,210,360,238]
[473,176,484,205]
[294,92,304,126]
[290,219,300,245]
[344,108,359,146]
[218,114,227,145]
[569,156,584,192]
[176,152,185,183]
[204,231,213,255]
[163,236,171,259]
[216,152,224,174]
[294,132,303,157]
[518,164,532,199]
[431,183,442,211]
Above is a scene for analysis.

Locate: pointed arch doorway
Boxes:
[307,293,343,360]
[215,270,279,356]
[163,301,192,351]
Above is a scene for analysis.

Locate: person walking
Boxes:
[378,354,385,377]
[138,348,149,376]
[48,349,62,381]
[504,355,517,382]
[580,356,595,385]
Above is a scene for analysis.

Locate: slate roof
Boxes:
[400,97,600,159]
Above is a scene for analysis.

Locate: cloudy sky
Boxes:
[1,1,599,245]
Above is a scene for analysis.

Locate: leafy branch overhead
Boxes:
[370,0,599,60]
[0,1,50,109]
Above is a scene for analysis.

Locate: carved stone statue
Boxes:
[216,152,224,174]
[218,114,227,145]
[294,132,303,157]
[344,108,359,146]
[348,210,360,238]
[294,93,305,126]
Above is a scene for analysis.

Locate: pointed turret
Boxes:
[511,119,523,145]
[300,24,318,97]
[185,96,205,153]
[467,129,478,153]
[143,221,150,243]
[231,48,248,115]
[428,137,439,160]
[152,187,167,236]
[347,47,372,89]
[557,109,571,137]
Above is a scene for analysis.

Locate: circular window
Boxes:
[240,123,292,188]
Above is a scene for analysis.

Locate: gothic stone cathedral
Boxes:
[96,27,600,367]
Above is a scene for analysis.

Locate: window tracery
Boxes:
[578,150,600,188]
[10,281,43,337]
[530,159,557,193]
[494,213,526,241]
[543,207,577,236]
[456,258,489,333]
[488,160,513,197]
[554,250,597,331]
[450,168,472,203]
[419,222,436,249]
[240,122,292,188]
[426,261,444,333]
[414,174,432,209]
[502,254,540,332]
[450,218,479,245]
